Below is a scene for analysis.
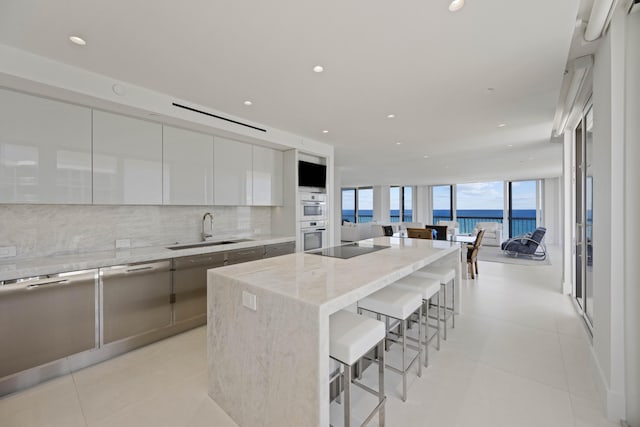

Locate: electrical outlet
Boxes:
[242,291,257,311]
[115,239,131,249]
[0,246,16,258]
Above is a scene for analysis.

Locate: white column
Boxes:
[414,185,431,224]
[372,185,390,223]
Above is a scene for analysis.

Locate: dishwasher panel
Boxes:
[0,270,97,378]
[172,252,225,323]
[101,261,172,344]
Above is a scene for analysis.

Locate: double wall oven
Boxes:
[299,192,328,251]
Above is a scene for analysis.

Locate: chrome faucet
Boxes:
[202,212,214,241]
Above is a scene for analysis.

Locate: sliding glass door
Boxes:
[574,104,594,328]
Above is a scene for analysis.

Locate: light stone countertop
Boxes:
[0,235,295,282]
[211,236,460,314]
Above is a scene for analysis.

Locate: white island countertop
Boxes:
[207,236,461,427]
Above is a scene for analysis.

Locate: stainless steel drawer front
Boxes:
[225,247,265,265]
[101,261,172,344]
[173,253,225,323]
[0,270,98,378]
[264,242,295,259]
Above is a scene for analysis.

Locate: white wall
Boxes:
[578,3,631,421]
[543,177,561,245]
[624,8,640,426]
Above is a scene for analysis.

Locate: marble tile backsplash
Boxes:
[0,204,271,258]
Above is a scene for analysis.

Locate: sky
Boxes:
[344,181,537,212]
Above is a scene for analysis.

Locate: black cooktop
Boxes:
[308,242,390,259]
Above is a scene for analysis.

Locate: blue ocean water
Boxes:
[342,209,538,235]
[342,209,536,218]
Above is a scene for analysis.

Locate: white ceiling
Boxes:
[0,0,582,186]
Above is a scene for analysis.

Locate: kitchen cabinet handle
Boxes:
[26,280,70,289]
[126,266,154,273]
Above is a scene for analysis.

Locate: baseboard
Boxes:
[590,344,626,422]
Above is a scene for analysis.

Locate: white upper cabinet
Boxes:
[252,146,283,206]
[162,126,214,205]
[213,137,252,206]
[93,111,162,205]
[0,88,92,204]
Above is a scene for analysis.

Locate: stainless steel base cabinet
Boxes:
[225,246,265,265]
[101,261,172,344]
[264,242,295,259]
[0,270,98,378]
[172,252,225,323]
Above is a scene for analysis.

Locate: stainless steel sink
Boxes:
[166,239,253,250]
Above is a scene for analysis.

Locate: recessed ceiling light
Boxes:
[395,142,402,145]
[507,144,513,148]
[387,114,396,119]
[498,123,507,128]
[449,0,465,12]
[69,36,86,46]
[423,155,429,158]
[322,130,329,134]
[313,65,324,73]
[487,87,495,92]
[243,100,253,106]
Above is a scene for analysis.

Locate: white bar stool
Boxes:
[357,286,423,402]
[330,310,386,427]
[391,274,441,367]
[414,266,455,339]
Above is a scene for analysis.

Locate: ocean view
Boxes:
[342,209,538,236]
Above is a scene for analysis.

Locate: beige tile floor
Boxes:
[0,247,619,427]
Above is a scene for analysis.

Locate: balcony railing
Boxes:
[344,213,537,236]
[433,215,537,237]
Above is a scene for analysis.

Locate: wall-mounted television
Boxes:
[298,160,326,189]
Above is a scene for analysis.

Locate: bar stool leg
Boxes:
[451,279,456,329]
[401,319,407,402]
[418,306,423,378]
[424,299,429,367]
[442,283,448,341]
[378,340,385,427]
[343,364,351,427]
[436,292,441,351]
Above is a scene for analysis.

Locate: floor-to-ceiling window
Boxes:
[456,182,504,234]
[432,185,452,223]
[341,188,356,223]
[341,187,374,223]
[357,187,373,223]
[403,186,413,221]
[390,186,413,222]
[508,180,538,238]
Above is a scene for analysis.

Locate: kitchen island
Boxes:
[207,236,460,427]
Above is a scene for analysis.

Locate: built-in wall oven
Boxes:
[300,192,327,221]
[300,220,328,251]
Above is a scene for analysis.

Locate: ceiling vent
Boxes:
[172,102,267,133]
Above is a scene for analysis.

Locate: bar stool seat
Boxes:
[330,310,386,366]
[358,286,422,320]
[330,310,386,427]
[358,286,423,402]
[392,274,441,367]
[414,265,456,339]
